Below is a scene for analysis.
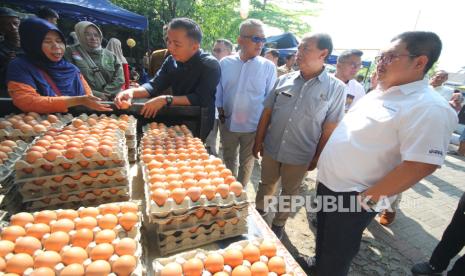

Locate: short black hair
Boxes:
[337,49,363,63]
[391,31,442,74]
[37,6,59,19]
[285,53,296,60]
[215,39,233,53]
[311,33,333,62]
[265,49,279,58]
[168,18,202,44]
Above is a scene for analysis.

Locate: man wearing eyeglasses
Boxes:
[253,33,346,240]
[334,49,365,111]
[299,31,457,276]
[216,19,277,187]
[211,38,233,61]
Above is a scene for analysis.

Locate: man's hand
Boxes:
[81,95,112,111]
[114,89,134,109]
[252,141,263,159]
[140,96,166,118]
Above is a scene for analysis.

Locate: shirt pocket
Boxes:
[304,93,330,121]
[365,104,397,123]
[273,89,295,110]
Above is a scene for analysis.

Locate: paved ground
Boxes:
[244,149,465,275]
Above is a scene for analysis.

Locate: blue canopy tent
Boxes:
[2,0,148,31]
[264,32,299,58]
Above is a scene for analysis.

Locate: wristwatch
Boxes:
[360,194,377,211]
[165,95,173,107]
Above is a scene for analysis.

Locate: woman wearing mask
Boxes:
[6,17,111,113]
[65,21,124,100]
[106,38,130,89]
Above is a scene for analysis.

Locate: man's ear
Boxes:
[320,49,329,62]
[415,55,429,72]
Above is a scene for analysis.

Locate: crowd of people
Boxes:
[1,5,465,276]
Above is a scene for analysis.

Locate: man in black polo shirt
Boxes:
[114,18,221,133]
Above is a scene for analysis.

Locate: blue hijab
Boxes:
[7,17,85,96]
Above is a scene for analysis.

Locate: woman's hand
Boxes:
[81,95,112,111]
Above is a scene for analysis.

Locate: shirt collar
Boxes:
[178,50,202,66]
[295,66,328,83]
[385,79,429,95]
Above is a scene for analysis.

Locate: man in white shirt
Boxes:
[205,38,233,156]
[216,19,277,186]
[430,70,454,101]
[297,31,457,276]
[334,49,366,111]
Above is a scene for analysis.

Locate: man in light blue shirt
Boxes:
[216,19,277,186]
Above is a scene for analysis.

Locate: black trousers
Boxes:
[315,183,377,276]
[429,192,465,276]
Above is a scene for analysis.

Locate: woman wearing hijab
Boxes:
[106,38,130,89]
[64,21,124,100]
[6,17,111,113]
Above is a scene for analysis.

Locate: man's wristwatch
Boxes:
[360,194,377,211]
[165,95,173,106]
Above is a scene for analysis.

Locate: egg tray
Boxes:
[152,204,248,225]
[0,140,29,182]
[23,188,130,210]
[20,179,130,201]
[0,114,72,138]
[157,211,248,236]
[128,148,137,163]
[15,153,129,180]
[76,113,138,136]
[126,139,137,149]
[0,173,15,194]
[156,221,247,256]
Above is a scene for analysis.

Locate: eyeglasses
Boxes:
[341,62,362,69]
[374,53,419,65]
[241,35,267,44]
[84,32,100,39]
[213,48,223,53]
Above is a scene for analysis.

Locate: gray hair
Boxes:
[239,19,264,35]
[301,33,333,62]
[337,49,363,63]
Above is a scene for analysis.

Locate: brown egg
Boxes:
[242,243,260,264]
[204,253,224,273]
[26,151,43,164]
[30,146,47,154]
[81,146,97,158]
[71,228,94,248]
[0,240,15,257]
[14,236,42,255]
[72,119,84,128]
[75,216,98,230]
[232,265,252,276]
[10,212,34,228]
[43,231,69,252]
[216,184,230,199]
[0,256,5,271]
[112,255,137,276]
[30,267,55,276]
[35,139,51,148]
[94,229,116,244]
[1,225,26,242]
[114,238,137,256]
[119,202,138,214]
[1,140,16,148]
[47,115,59,124]
[62,246,88,265]
[161,262,183,276]
[229,182,243,197]
[51,218,75,233]
[151,188,169,206]
[182,258,203,276]
[5,253,33,274]
[61,263,85,276]
[90,243,114,261]
[186,186,202,202]
[250,262,268,276]
[20,124,34,133]
[268,256,286,275]
[78,160,89,168]
[0,120,12,129]
[224,249,244,268]
[79,207,100,218]
[202,185,216,200]
[98,214,118,230]
[34,210,57,224]
[170,188,186,204]
[99,204,120,216]
[119,212,138,231]
[97,145,112,157]
[57,209,79,220]
[259,240,276,258]
[86,260,111,276]
[34,250,62,269]
[64,147,81,160]
[33,124,47,133]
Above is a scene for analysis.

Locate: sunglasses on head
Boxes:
[241,35,267,44]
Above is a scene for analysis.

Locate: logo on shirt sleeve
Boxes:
[428,149,444,156]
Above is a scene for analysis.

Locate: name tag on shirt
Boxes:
[280,91,293,97]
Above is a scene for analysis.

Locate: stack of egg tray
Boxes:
[140,123,248,256]
[16,122,130,211]
[153,238,297,276]
[0,113,73,142]
[75,114,138,163]
[0,201,146,275]
[0,140,28,214]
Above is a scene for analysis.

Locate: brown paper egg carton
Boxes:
[152,204,248,225]
[76,113,138,136]
[23,188,130,210]
[0,140,28,181]
[157,210,248,235]
[157,220,247,256]
[153,238,295,275]
[15,158,128,180]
